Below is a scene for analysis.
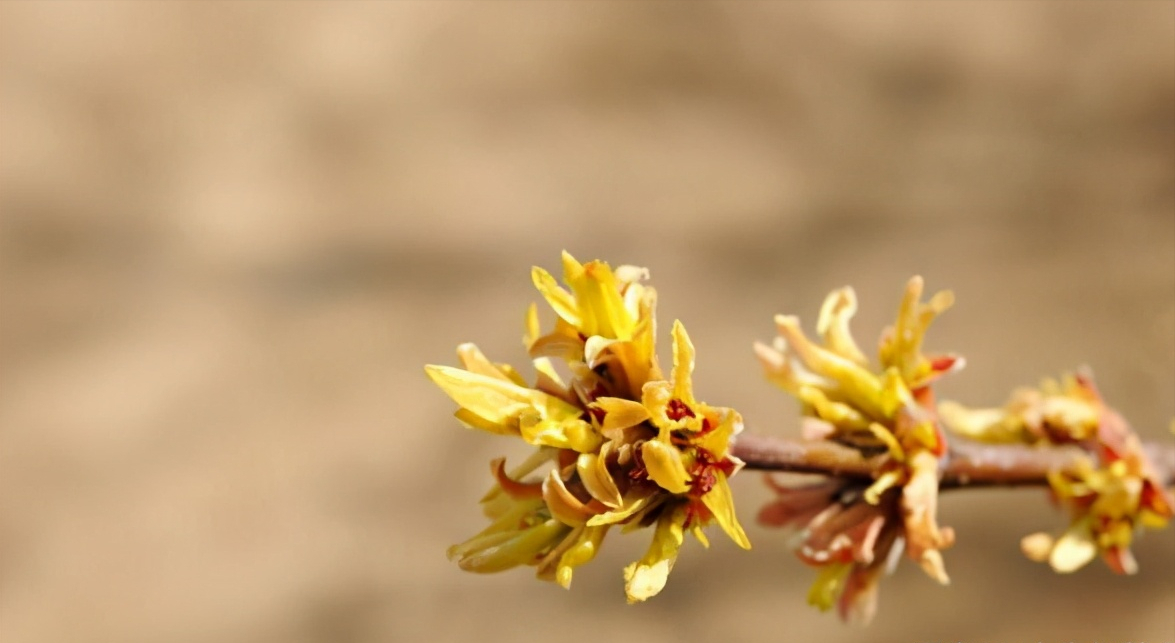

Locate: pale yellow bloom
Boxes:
[427,253,749,601]
[756,277,961,620]
[941,370,1173,574]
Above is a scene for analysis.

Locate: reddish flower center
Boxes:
[666,398,695,421]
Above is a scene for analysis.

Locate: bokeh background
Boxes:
[2,1,1173,641]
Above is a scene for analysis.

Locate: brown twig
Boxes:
[730,433,1175,489]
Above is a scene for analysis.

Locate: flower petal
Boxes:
[816,287,867,366]
[774,315,887,418]
[554,525,608,588]
[543,469,595,527]
[532,266,580,327]
[806,562,851,611]
[1049,522,1098,573]
[577,451,622,508]
[520,412,602,453]
[623,506,687,603]
[670,321,697,406]
[458,519,570,573]
[592,397,651,436]
[587,492,655,526]
[700,471,751,549]
[456,343,513,381]
[642,440,691,494]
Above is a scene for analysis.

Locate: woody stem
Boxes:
[730,433,1175,489]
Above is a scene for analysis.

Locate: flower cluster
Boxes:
[941,371,1173,575]
[754,277,963,623]
[426,252,750,602]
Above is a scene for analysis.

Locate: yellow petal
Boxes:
[691,524,710,548]
[453,408,515,436]
[587,493,655,526]
[938,401,1023,443]
[878,367,915,419]
[543,469,595,527]
[555,525,608,588]
[816,287,868,365]
[700,472,751,549]
[774,315,887,418]
[866,422,905,461]
[532,266,580,327]
[593,397,651,433]
[577,451,623,508]
[642,440,691,494]
[581,261,632,339]
[493,362,529,387]
[520,413,602,453]
[583,335,619,369]
[456,343,513,381]
[799,386,872,432]
[532,356,567,397]
[524,302,541,348]
[695,410,742,458]
[807,563,851,611]
[458,519,570,573]
[1049,522,1098,573]
[427,365,530,424]
[670,321,697,406]
[623,506,686,603]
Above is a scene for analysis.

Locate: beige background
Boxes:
[1,1,1173,642]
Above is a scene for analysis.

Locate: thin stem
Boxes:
[730,433,1175,489]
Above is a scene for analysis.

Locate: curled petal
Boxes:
[624,506,687,603]
[543,469,594,527]
[532,266,581,328]
[816,287,868,366]
[774,315,887,419]
[577,451,622,508]
[480,448,557,503]
[592,397,651,433]
[799,386,872,432]
[587,493,655,527]
[642,440,691,494]
[699,471,751,549]
[489,457,544,500]
[458,519,570,574]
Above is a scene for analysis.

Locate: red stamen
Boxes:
[666,398,695,421]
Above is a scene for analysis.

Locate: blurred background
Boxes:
[1,1,1172,641]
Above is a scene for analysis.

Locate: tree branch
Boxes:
[730,433,1175,489]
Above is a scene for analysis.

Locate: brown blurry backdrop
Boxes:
[1,1,1173,642]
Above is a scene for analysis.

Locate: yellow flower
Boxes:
[946,370,1174,574]
[755,277,960,610]
[593,320,751,602]
[427,253,749,602]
